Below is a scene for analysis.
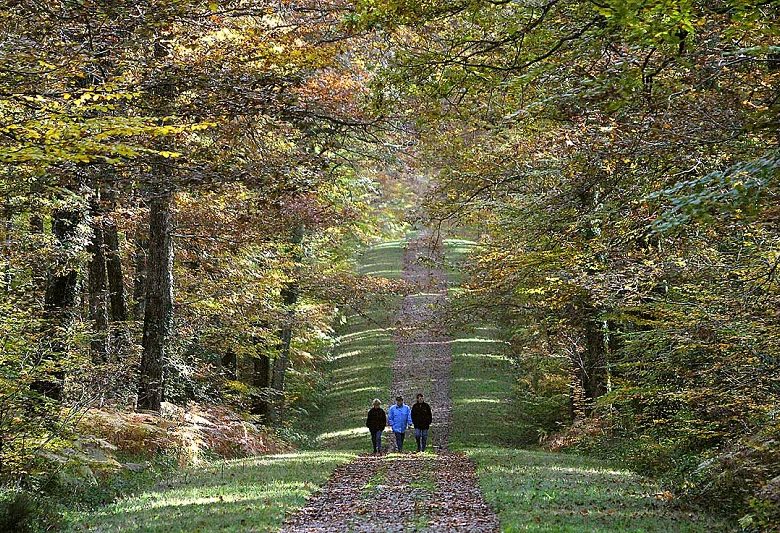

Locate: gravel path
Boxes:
[280,231,499,533]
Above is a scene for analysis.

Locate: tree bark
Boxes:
[29,181,46,293]
[222,350,237,380]
[32,205,83,402]
[87,193,110,363]
[565,298,608,419]
[3,202,11,293]
[137,188,174,411]
[269,224,304,425]
[104,221,127,321]
[251,353,271,420]
[132,233,148,320]
[102,186,130,360]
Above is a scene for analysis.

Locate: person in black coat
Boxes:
[411,393,433,452]
[365,399,387,454]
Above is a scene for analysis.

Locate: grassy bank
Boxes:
[64,452,354,532]
[308,305,397,451]
[308,239,404,452]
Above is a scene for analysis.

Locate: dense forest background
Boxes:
[1,0,778,531]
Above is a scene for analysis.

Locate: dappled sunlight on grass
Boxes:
[455,398,503,405]
[453,337,509,345]
[356,269,403,277]
[542,465,632,477]
[367,240,405,250]
[305,240,403,452]
[335,327,392,343]
[457,352,510,361]
[465,447,729,532]
[327,386,383,400]
[450,325,518,449]
[317,427,369,442]
[65,451,355,532]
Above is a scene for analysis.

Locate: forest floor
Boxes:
[65,234,731,532]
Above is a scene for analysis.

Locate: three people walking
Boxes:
[366,394,432,454]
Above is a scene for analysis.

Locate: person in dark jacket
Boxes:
[365,399,387,454]
[411,393,432,452]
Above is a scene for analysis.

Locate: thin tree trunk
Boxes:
[251,353,271,420]
[104,220,127,322]
[581,310,608,411]
[563,297,608,420]
[221,350,237,380]
[137,188,174,411]
[102,185,130,360]
[3,202,11,293]
[270,224,304,425]
[29,182,46,294]
[87,192,110,363]
[32,205,83,401]
[132,233,148,320]
[137,38,176,412]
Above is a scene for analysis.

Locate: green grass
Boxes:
[450,328,519,449]
[309,308,397,451]
[356,239,405,279]
[467,448,729,532]
[309,239,405,452]
[64,451,355,532]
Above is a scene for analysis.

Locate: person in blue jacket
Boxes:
[387,395,412,452]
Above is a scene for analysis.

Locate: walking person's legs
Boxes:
[414,428,422,452]
[420,429,428,452]
[394,431,405,452]
[374,430,383,453]
[371,430,378,453]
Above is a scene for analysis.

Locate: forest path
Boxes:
[279,231,499,532]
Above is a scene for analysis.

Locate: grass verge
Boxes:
[64,451,355,532]
[308,239,404,452]
[468,447,729,532]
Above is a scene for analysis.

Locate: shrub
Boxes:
[0,490,59,533]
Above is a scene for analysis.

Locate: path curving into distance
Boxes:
[279,231,499,533]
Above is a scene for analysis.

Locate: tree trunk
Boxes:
[251,353,271,420]
[581,312,608,408]
[87,194,110,363]
[132,232,148,320]
[32,206,83,402]
[269,224,304,425]
[137,188,174,411]
[29,183,46,294]
[104,221,127,323]
[565,298,608,419]
[3,202,11,293]
[222,350,237,380]
[102,186,130,360]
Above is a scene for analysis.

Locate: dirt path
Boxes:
[280,231,499,533]
[392,229,451,450]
